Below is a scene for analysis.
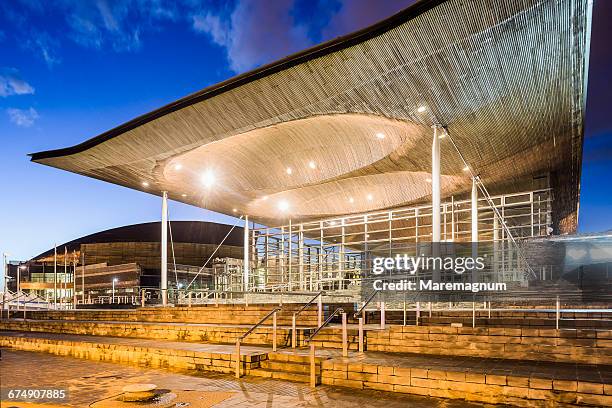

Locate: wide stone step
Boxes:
[250,368,312,383]
[260,359,321,375]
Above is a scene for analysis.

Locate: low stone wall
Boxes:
[0,334,263,376]
[307,325,612,365]
[320,360,611,407]
[23,304,321,326]
[366,326,612,365]
[0,319,299,346]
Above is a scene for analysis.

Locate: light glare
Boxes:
[286,167,293,175]
[375,132,385,139]
[278,200,289,211]
[308,161,316,169]
[202,170,215,187]
[417,105,427,113]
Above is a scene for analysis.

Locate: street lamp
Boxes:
[112,278,118,304]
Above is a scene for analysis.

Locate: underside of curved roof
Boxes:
[30,0,592,231]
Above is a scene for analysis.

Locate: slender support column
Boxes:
[342,312,348,357]
[292,314,297,348]
[81,251,85,304]
[310,343,316,388]
[273,311,277,351]
[380,301,385,330]
[161,191,168,306]
[53,245,57,309]
[432,124,442,242]
[471,178,478,242]
[288,219,292,291]
[471,178,479,283]
[317,295,323,327]
[243,215,249,292]
[298,224,304,290]
[358,317,364,352]
[235,340,241,378]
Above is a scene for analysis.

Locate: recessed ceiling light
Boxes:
[174,163,183,170]
[329,220,337,226]
[202,170,215,187]
[262,196,269,201]
[417,105,427,113]
[375,132,385,139]
[367,194,373,201]
[365,234,370,238]
[462,166,470,171]
[232,208,237,213]
[142,181,149,187]
[349,197,354,204]
[278,200,289,211]
[181,193,187,197]
[286,167,293,175]
[426,178,432,183]
[308,161,316,169]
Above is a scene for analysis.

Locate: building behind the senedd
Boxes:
[9,221,243,302]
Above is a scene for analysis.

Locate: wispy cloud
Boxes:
[7,107,39,127]
[0,68,35,97]
[26,31,61,67]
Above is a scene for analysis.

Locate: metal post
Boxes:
[81,251,85,304]
[244,215,249,292]
[358,317,364,352]
[292,314,297,348]
[273,311,277,352]
[380,301,385,330]
[288,219,292,291]
[342,312,348,357]
[53,245,57,309]
[488,301,491,319]
[556,296,560,330]
[403,301,406,326]
[16,265,20,313]
[416,301,420,326]
[161,191,168,306]
[310,343,316,388]
[188,291,192,307]
[317,295,322,327]
[471,178,479,242]
[235,340,241,378]
[428,301,432,318]
[472,301,476,328]
[432,124,441,242]
[141,289,145,308]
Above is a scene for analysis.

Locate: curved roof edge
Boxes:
[31,220,244,261]
[29,0,443,161]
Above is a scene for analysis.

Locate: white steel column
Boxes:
[53,245,57,309]
[431,125,441,242]
[243,215,249,292]
[161,191,168,306]
[471,178,478,242]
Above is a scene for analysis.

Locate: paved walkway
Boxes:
[0,350,491,407]
[2,330,611,384]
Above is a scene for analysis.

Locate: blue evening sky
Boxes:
[0,0,610,261]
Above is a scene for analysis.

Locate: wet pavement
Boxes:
[0,349,502,407]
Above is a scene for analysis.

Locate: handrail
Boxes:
[293,291,324,318]
[306,307,344,343]
[354,290,378,318]
[239,306,282,341]
[291,291,324,348]
[235,305,282,379]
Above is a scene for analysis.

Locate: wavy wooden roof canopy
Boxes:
[30,0,592,232]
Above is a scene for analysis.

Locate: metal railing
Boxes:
[235,306,282,378]
[306,307,347,388]
[291,291,323,348]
